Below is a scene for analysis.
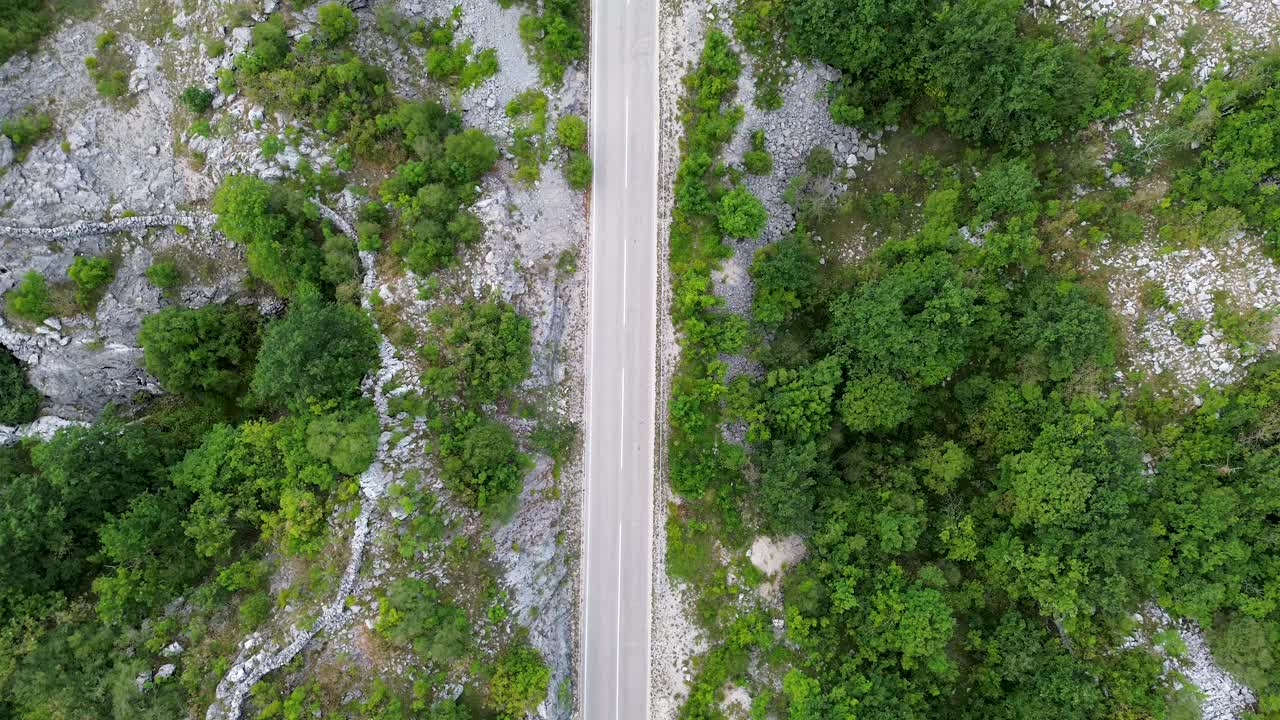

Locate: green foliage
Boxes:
[85,31,130,99]
[304,399,379,476]
[437,410,528,510]
[0,0,64,63]
[805,146,834,177]
[376,577,470,666]
[422,298,532,405]
[742,129,772,175]
[316,2,358,46]
[0,419,179,606]
[179,86,214,114]
[788,0,1149,148]
[67,255,114,309]
[144,259,182,290]
[971,158,1039,222]
[506,89,550,183]
[0,347,40,425]
[564,150,592,190]
[555,114,587,150]
[251,292,379,410]
[487,644,551,716]
[173,413,345,558]
[1171,52,1280,253]
[750,231,818,328]
[513,0,585,85]
[239,16,290,75]
[212,175,358,297]
[718,186,768,239]
[421,14,499,90]
[6,271,53,322]
[732,0,789,109]
[1,110,53,160]
[377,101,499,274]
[138,304,262,402]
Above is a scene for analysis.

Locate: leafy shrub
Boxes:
[0,0,54,63]
[564,150,592,190]
[422,298,532,405]
[487,645,551,716]
[304,399,379,476]
[144,259,183,290]
[718,187,768,238]
[179,86,214,114]
[437,411,527,510]
[506,90,550,183]
[1,110,53,160]
[6,270,53,322]
[513,0,585,85]
[138,305,262,402]
[212,175,358,297]
[971,158,1039,221]
[743,129,772,175]
[1171,52,1280,253]
[376,577,471,665]
[67,255,114,309]
[750,231,819,327]
[85,32,130,99]
[555,114,587,150]
[421,14,499,90]
[239,16,290,75]
[0,420,178,602]
[788,0,1149,148]
[316,2,358,46]
[259,135,284,158]
[805,146,833,177]
[0,347,40,425]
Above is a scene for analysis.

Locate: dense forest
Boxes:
[666,0,1280,717]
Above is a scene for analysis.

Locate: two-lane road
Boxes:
[581,0,658,714]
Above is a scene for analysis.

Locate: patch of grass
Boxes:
[2,110,54,161]
[506,89,549,184]
[1171,316,1207,346]
[732,0,788,109]
[84,31,130,100]
[1211,290,1274,355]
[421,11,499,91]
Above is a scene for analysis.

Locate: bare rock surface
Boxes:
[0,212,250,419]
[1125,605,1257,720]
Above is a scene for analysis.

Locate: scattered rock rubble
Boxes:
[1097,236,1280,389]
[1124,605,1257,720]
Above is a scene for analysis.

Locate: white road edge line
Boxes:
[582,0,600,709]
[615,521,623,720]
[644,0,659,712]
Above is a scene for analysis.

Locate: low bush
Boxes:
[0,347,40,425]
[1,110,53,160]
[5,270,53,322]
[179,86,214,114]
[67,255,114,309]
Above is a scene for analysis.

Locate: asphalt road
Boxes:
[581,0,658,714]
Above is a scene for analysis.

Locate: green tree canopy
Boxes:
[138,304,262,402]
[251,293,379,410]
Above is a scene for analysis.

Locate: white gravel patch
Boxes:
[1125,605,1257,720]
